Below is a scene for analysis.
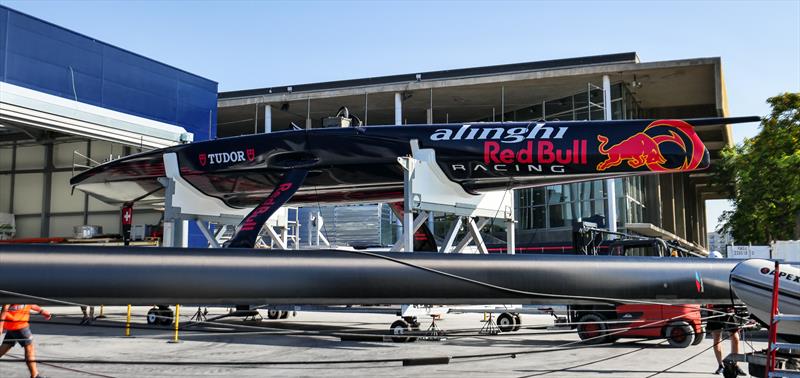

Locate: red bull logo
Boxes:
[596,119,706,172]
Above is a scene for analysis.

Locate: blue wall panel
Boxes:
[0,5,217,142]
[0,10,8,83]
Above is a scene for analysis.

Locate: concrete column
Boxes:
[394,92,402,125]
[660,174,676,233]
[645,175,662,227]
[501,86,505,122]
[674,174,686,238]
[40,142,53,237]
[306,98,312,129]
[685,184,696,243]
[688,180,701,245]
[700,202,708,248]
[264,105,272,133]
[602,75,617,233]
[427,88,433,124]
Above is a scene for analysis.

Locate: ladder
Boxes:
[766,261,800,377]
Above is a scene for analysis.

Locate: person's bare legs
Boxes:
[730,329,741,355]
[0,342,12,357]
[23,343,39,378]
[712,330,723,365]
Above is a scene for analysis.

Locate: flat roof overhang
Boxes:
[218,52,736,201]
[626,222,709,256]
[0,82,192,149]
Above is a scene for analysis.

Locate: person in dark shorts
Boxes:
[0,304,52,378]
[706,303,748,376]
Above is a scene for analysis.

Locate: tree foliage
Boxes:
[715,92,800,243]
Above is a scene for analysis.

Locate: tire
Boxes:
[267,310,280,320]
[576,313,608,344]
[146,308,159,325]
[497,312,517,333]
[157,308,174,326]
[665,321,693,348]
[390,320,411,343]
[512,314,522,332]
[279,311,289,319]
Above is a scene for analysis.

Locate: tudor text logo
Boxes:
[596,119,706,172]
[199,148,256,167]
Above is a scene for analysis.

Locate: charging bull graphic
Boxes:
[596,119,706,172]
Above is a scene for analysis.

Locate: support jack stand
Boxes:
[190,306,208,322]
[479,313,500,335]
[422,315,446,341]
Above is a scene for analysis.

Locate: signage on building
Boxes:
[726,245,771,259]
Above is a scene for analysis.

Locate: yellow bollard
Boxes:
[169,304,181,343]
[125,304,131,337]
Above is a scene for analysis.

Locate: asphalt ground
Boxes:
[0,306,768,377]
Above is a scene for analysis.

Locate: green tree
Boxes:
[715,92,800,244]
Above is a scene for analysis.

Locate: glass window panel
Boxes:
[565,184,579,203]
[590,109,605,121]
[579,201,592,219]
[531,188,545,205]
[531,206,545,229]
[573,91,588,109]
[528,104,544,120]
[574,109,589,121]
[611,83,622,100]
[593,200,605,218]
[545,97,572,116]
[546,111,573,121]
[612,100,623,120]
[578,182,591,202]
[595,179,606,199]
[589,88,604,106]
[549,204,566,228]
[546,185,565,204]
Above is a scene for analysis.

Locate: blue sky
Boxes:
[3,0,799,234]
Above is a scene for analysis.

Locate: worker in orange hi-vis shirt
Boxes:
[0,304,52,378]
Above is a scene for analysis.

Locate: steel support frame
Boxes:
[158,153,291,250]
[395,142,514,254]
[308,211,330,247]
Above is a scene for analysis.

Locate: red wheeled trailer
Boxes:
[570,303,703,347]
